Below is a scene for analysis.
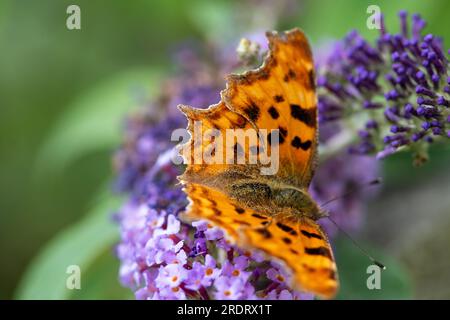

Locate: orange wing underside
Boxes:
[183,184,338,299]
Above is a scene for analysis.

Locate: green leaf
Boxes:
[382,143,450,189]
[334,237,413,299]
[302,0,436,43]
[35,66,163,178]
[15,190,131,299]
[69,249,132,300]
[187,0,234,41]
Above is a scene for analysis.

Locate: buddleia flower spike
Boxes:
[317,11,449,165]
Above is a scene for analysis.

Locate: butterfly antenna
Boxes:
[326,215,386,270]
[320,177,386,270]
[319,177,382,208]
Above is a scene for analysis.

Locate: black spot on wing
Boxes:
[304,246,332,259]
[234,206,245,214]
[244,102,260,122]
[283,69,297,82]
[329,269,337,280]
[251,213,268,220]
[300,230,323,240]
[208,198,217,207]
[274,95,285,103]
[290,104,316,127]
[288,69,296,79]
[276,222,298,236]
[208,112,221,121]
[212,207,222,216]
[291,136,312,151]
[233,219,251,226]
[268,106,279,119]
[256,228,272,239]
[279,126,288,138]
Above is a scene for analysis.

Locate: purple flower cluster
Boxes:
[317,11,449,164]
[113,44,225,194]
[311,154,379,237]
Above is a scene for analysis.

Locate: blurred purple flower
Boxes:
[311,154,379,237]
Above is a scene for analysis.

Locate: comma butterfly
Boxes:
[178,29,338,298]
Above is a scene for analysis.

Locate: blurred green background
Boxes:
[0,0,449,299]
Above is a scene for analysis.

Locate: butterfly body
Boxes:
[228,180,323,221]
[179,29,339,299]
[182,166,323,220]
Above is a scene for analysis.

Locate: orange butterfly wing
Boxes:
[178,101,259,184]
[241,214,338,298]
[223,29,318,187]
[182,184,338,299]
